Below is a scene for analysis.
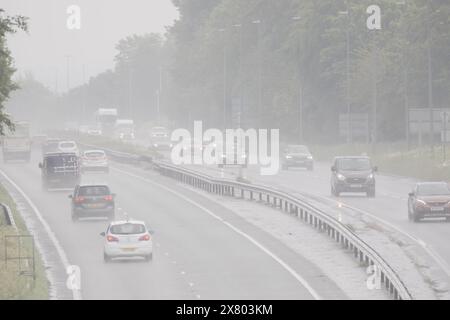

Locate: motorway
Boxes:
[0,149,348,300]
[189,160,450,282]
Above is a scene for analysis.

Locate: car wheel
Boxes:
[367,189,376,198]
[103,253,111,263]
[331,186,339,197]
[145,254,153,262]
[413,211,421,223]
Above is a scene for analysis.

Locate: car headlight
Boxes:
[337,174,346,181]
[154,144,158,148]
[416,199,428,206]
[367,174,374,180]
[286,155,292,159]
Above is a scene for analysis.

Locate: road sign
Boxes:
[339,113,369,142]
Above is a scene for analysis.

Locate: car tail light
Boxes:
[74,196,85,203]
[139,234,151,241]
[104,195,113,201]
[107,235,119,242]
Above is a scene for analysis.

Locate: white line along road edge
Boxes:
[112,166,322,300]
[0,168,82,300]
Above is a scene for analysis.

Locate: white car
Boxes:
[58,141,79,156]
[81,150,109,173]
[101,219,153,262]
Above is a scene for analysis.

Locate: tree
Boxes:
[0,9,28,135]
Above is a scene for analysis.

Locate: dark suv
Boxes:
[331,156,377,197]
[281,145,314,171]
[39,152,81,190]
[70,184,115,222]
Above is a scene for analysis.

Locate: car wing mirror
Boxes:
[331,166,336,172]
[100,232,106,237]
[149,230,155,235]
[68,195,73,199]
[38,163,43,169]
[373,166,378,172]
[408,192,414,197]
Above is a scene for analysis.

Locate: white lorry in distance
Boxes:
[2,121,32,162]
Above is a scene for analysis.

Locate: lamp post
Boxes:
[292,16,304,143]
[252,19,262,128]
[339,8,351,144]
[426,1,435,159]
[219,28,227,130]
[232,23,243,128]
[396,1,411,150]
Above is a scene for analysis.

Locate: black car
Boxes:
[69,184,115,222]
[39,152,81,190]
[330,156,377,197]
[281,145,314,171]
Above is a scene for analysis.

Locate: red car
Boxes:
[408,182,450,222]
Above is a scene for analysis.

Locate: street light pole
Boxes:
[396,1,410,150]
[292,16,304,143]
[219,28,227,130]
[339,8,351,144]
[233,23,243,128]
[65,55,71,92]
[426,2,435,158]
[252,20,262,128]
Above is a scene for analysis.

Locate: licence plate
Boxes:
[87,203,103,208]
[122,248,136,252]
[350,184,363,188]
[431,207,445,212]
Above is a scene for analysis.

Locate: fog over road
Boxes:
[0,149,348,300]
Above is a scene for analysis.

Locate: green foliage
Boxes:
[165,0,450,143]
[0,9,28,135]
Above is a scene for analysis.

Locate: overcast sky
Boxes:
[2,0,179,93]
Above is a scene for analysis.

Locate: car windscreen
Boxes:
[337,158,371,171]
[60,142,76,149]
[110,223,146,235]
[84,151,105,158]
[78,186,110,196]
[287,145,309,154]
[417,184,450,196]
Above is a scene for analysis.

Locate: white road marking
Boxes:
[112,166,322,300]
[0,169,82,300]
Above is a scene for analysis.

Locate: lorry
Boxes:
[95,108,118,138]
[39,152,81,190]
[2,121,32,162]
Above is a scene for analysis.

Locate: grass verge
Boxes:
[310,143,450,181]
[0,183,49,299]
